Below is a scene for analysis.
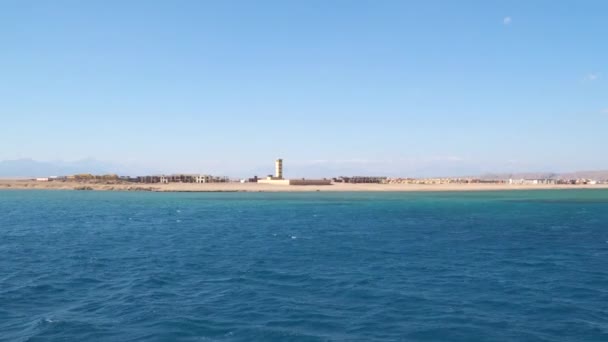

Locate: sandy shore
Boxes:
[1,180,607,192]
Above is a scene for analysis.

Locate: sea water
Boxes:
[1,190,607,341]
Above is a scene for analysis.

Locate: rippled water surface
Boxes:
[1,190,608,341]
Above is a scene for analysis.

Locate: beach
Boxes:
[1,179,607,192]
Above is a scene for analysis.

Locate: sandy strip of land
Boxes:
[1,180,607,192]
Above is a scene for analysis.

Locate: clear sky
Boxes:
[1,0,607,177]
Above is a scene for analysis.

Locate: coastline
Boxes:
[1,180,607,192]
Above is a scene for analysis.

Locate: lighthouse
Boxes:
[275,159,283,179]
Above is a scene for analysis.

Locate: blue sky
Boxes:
[1,0,606,177]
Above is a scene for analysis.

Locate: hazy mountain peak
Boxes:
[0,159,117,178]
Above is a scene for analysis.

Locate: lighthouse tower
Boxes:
[275,159,283,179]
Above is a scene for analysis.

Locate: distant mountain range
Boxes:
[478,171,608,181]
[0,159,133,178]
[1,158,608,180]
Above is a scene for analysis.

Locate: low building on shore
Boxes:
[386,177,507,184]
[508,178,557,185]
[258,178,332,186]
[143,174,229,184]
[64,174,119,182]
[333,176,387,184]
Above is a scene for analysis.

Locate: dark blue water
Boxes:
[1,190,608,341]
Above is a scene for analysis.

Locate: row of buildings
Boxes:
[386,178,504,184]
[330,176,608,185]
[385,177,607,185]
[332,176,387,184]
[32,159,608,185]
[507,178,604,185]
[35,174,608,185]
[36,174,229,184]
[34,159,328,185]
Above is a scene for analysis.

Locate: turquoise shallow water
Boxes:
[1,190,608,341]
